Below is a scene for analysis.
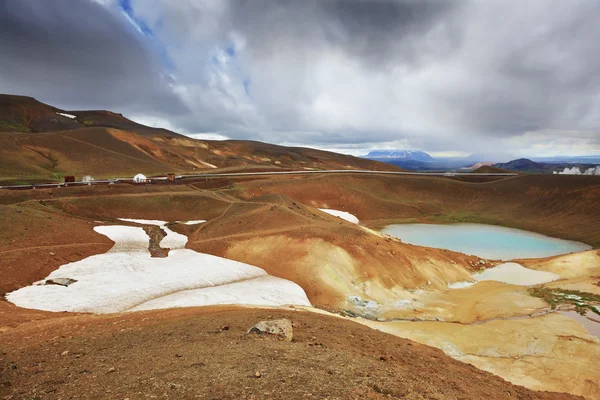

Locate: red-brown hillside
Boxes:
[0,94,402,184]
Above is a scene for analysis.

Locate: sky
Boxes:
[1,0,599,160]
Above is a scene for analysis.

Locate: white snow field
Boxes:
[130,276,310,311]
[7,220,311,313]
[181,220,207,225]
[448,262,560,289]
[318,209,359,224]
[95,225,151,252]
[118,218,188,249]
[56,112,76,119]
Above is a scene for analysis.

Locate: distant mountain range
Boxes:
[363,150,600,174]
[362,150,502,171]
[531,155,600,164]
[364,150,434,162]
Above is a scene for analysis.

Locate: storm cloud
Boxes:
[0,0,186,114]
[1,0,599,158]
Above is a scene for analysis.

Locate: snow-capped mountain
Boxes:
[365,150,434,162]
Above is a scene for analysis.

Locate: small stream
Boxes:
[560,310,600,339]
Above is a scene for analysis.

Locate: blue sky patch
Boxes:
[118,0,154,36]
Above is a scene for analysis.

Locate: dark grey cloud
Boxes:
[2,0,600,157]
[319,0,462,66]
[440,1,600,138]
[0,0,186,115]
[222,0,461,69]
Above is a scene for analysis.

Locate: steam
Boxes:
[554,166,600,175]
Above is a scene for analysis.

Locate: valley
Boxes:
[1,95,600,399]
[1,170,599,399]
[3,1,600,398]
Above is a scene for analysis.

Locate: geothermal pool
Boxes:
[381,223,591,260]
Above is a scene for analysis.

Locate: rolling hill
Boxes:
[1,168,599,398]
[0,94,401,184]
[472,165,514,174]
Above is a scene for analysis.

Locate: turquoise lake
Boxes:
[381,223,591,260]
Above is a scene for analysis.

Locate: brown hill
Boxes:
[222,172,600,247]
[0,94,182,137]
[0,94,82,133]
[68,109,183,138]
[0,128,178,182]
[473,165,514,173]
[0,306,579,400]
[0,94,401,184]
[0,95,400,184]
[0,173,598,398]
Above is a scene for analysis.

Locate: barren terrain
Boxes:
[2,96,600,399]
[1,171,599,399]
[0,95,400,185]
[0,307,583,400]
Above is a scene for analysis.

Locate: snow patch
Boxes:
[180,220,207,225]
[130,276,309,311]
[118,218,187,249]
[95,225,150,252]
[319,209,359,224]
[7,222,311,313]
[56,112,76,119]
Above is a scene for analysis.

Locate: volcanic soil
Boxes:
[1,172,599,399]
[0,306,582,400]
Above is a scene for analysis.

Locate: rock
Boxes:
[61,350,69,356]
[45,278,77,287]
[255,371,262,378]
[49,252,56,256]
[247,319,293,342]
[149,248,170,258]
[107,367,116,373]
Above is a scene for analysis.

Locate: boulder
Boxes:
[247,319,293,342]
[45,278,77,287]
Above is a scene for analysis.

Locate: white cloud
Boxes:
[502,130,600,157]
[125,0,600,156]
[186,133,229,141]
[127,114,182,132]
[4,0,600,157]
